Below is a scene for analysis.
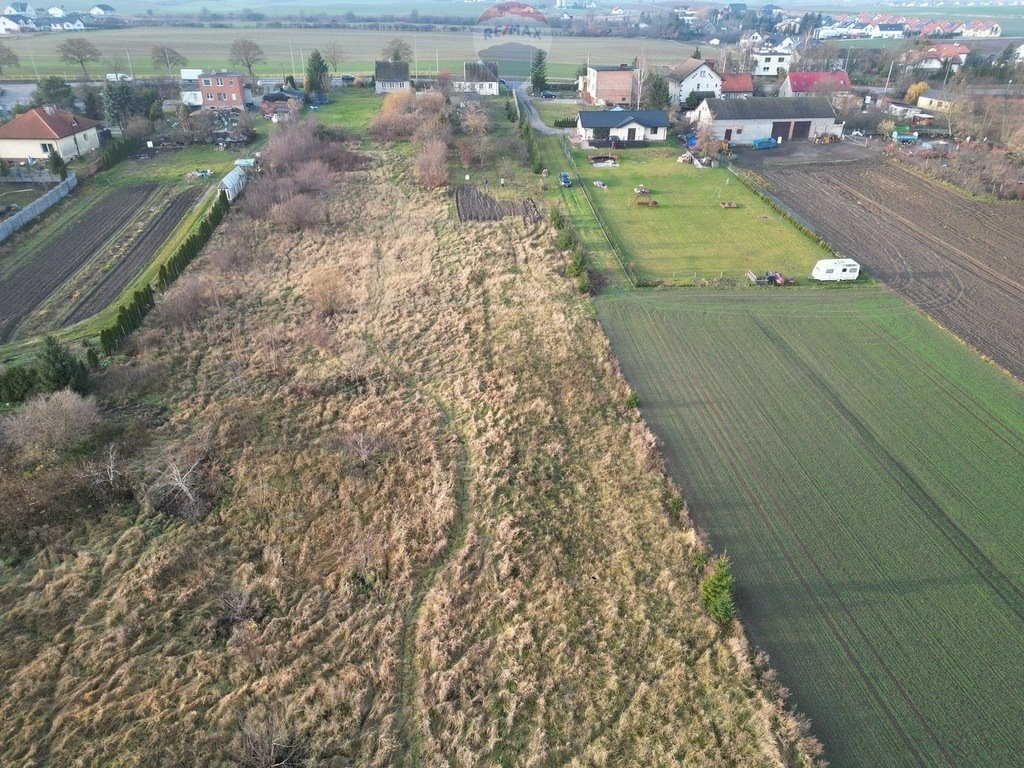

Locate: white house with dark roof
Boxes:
[89,2,113,13]
[666,59,722,106]
[3,1,33,16]
[0,12,34,31]
[374,60,411,94]
[752,49,792,76]
[454,61,499,96]
[576,109,670,145]
[693,97,842,144]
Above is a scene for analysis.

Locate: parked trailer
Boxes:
[811,258,860,281]
[751,137,777,150]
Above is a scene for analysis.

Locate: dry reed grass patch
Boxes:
[0,129,820,767]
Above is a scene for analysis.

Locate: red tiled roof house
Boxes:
[0,105,100,163]
[778,71,851,98]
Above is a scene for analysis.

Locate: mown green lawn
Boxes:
[533,100,581,127]
[596,285,1024,768]
[314,87,383,134]
[571,143,833,284]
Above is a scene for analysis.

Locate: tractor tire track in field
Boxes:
[640,305,931,767]
[62,187,201,326]
[755,160,1024,380]
[754,316,1024,628]
[0,183,159,343]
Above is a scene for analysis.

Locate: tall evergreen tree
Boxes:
[530,50,548,94]
[305,49,329,99]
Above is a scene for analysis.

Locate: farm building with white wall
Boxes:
[692,97,842,144]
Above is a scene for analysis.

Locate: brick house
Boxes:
[578,64,635,106]
[197,71,253,109]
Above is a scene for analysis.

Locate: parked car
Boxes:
[559,171,572,187]
[541,90,557,99]
[341,74,356,83]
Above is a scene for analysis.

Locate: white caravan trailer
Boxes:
[811,258,860,281]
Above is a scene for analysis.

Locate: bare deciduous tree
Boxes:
[57,37,101,80]
[148,447,207,520]
[229,37,266,78]
[323,41,344,74]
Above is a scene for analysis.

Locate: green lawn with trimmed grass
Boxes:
[533,100,581,127]
[570,143,833,284]
[313,87,383,134]
[596,285,1024,768]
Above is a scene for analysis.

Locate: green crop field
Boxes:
[0,27,697,82]
[595,285,1024,768]
[566,142,833,284]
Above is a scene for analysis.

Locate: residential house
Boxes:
[868,22,906,39]
[903,43,970,73]
[50,14,85,29]
[752,49,792,77]
[0,12,34,31]
[1015,43,1024,65]
[692,96,842,144]
[666,59,722,107]
[0,105,100,162]
[374,60,411,94]
[46,4,65,15]
[3,1,33,16]
[578,64,635,106]
[778,70,851,98]
[962,20,1001,38]
[454,61,499,96]
[576,109,670,145]
[88,2,113,13]
[197,71,253,108]
[720,72,754,98]
[739,30,765,48]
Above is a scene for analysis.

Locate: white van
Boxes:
[811,258,860,281]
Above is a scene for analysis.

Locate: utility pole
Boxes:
[126,48,134,79]
[882,59,894,96]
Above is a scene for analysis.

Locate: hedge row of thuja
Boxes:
[99,191,230,355]
[553,117,577,129]
[99,137,143,171]
[100,284,155,355]
[518,101,543,174]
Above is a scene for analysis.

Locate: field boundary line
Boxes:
[560,135,638,288]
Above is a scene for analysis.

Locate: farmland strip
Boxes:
[0,183,159,343]
[62,187,202,326]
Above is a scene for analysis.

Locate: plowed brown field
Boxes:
[756,159,1024,380]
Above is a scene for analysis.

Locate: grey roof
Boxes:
[922,89,956,101]
[375,60,410,82]
[666,59,714,82]
[578,109,671,129]
[463,61,498,82]
[702,96,836,120]
[875,23,904,30]
[591,64,634,72]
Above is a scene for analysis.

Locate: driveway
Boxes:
[514,83,564,136]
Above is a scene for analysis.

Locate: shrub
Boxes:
[0,364,40,404]
[414,138,449,188]
[37,336,90,395]
[624,391,640,409]
[269,192,325,229]
[2,389,99,461]
[700,556,735,625]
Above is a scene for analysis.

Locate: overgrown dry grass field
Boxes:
[0,121,819,765]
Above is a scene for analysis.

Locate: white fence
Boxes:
[0,172,78,245]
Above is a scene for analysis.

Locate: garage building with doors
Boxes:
[692,97,843,145]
